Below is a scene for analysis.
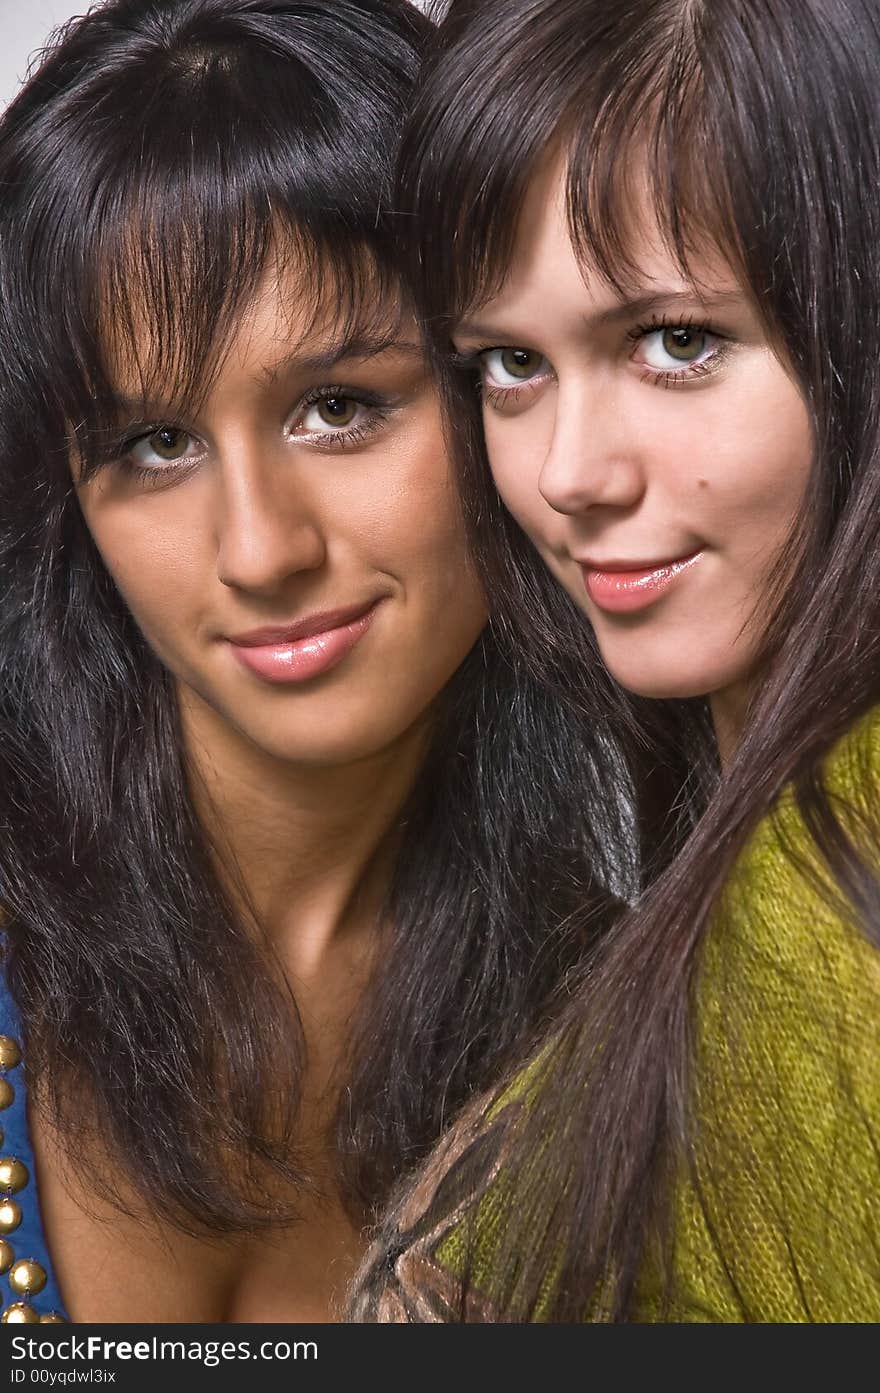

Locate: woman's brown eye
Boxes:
[661,327,706,362]
[500,348,543,378]
[148,427,191,461]
[316,396,358,427]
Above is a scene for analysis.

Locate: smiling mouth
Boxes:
[579,551,703,614]
[226,599,382,684]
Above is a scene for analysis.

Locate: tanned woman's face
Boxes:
[75,265,486,769]
[453,161,813,745]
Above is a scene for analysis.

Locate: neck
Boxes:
[178,686,431,979]
[709,681,752,768]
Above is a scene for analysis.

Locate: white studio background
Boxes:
[0,0,86,110]
[0,0,433,111]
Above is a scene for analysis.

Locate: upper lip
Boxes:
[576,551,700,573]
[226,600,379,647]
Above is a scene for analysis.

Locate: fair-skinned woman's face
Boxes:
[75,264,487,769]
[454,163,812,744]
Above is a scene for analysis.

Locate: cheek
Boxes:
[682,366,813,549]
[77,482,207,648]
[328,432,487,704]
[483,402,555,543]
[349,425,481,605]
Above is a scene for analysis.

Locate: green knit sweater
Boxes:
[351,710,880,1322]
[637,708,879,1320]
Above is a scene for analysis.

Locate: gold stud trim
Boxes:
[0,1037,21,1071]
[9,1259,47,1297]
[0,1159,27,1194]
[1,1301,39,1323]
[0,1079,13,1111]
[0,1199,22,1234]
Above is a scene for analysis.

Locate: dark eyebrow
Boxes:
[258,332,424,387]
[458,289,744,342]
[588,289,744,329]
[111,334,425,418]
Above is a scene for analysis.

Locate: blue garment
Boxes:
[0,972,69,1320]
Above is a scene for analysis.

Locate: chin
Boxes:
[235,710,422,769]
[615,677,704,701]
[597,621,754,703]
[602,659,719,703]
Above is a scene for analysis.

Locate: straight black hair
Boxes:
[0,0,652,1235]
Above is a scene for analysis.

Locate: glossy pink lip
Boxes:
[580,551,703,614]
[226,600,381,684]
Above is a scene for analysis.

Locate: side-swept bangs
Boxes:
[0,0,427,475]
[401,0,879,376]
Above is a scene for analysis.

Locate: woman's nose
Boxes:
[215,447,326,595]
[537,385,647,516]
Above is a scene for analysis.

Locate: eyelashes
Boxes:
[292,385,392,450]
[453,315,731,409]
[448,349,549,408]
[626,317,728,387]
[105,387,394,488]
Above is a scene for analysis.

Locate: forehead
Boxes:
[471,151,743,325]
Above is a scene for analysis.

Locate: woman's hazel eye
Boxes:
[501,348,542,378]
[482,347,549,387]
[661,327,705,361]
[305,396,359,430]
[149,428,190,460]
[639,327,714,370]
[128,427,198,467]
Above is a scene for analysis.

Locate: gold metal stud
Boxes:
[0,1159,28,1193]
[1,1302,39,1323]
[0,1239,13,1273]
[0,1079,13,1110]
[0,1128,5,1149]
[0,1037,21,1070]
[40,1313,65,1323]
[0,1199,22,1233]
[9,1259,47,1297]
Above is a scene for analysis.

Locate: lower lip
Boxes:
[581,552,703,614]
[228,605,380,685]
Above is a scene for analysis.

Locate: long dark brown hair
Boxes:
[0,0,664,1235]
[351,0,880,1318]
